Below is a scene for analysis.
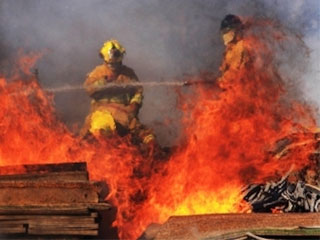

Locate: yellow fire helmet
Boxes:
[100,39,126,63]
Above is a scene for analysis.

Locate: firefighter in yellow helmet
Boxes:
[81,39,155,150]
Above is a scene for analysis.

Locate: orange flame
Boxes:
[109,20,317,238]
[0,19,317,239]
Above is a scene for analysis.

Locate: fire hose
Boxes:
[43,79,215,94]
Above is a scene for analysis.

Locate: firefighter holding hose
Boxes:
[218,14,251,88]
[81,39,155,154]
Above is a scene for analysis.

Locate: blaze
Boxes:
[0,19,317,239]
[110,20,317,238]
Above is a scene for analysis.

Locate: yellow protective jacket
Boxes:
[84,63,142,106]
[82,63,143,135]
[218,39,252,88]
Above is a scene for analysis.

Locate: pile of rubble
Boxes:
[244,130,320,213]
[243,176,320,213]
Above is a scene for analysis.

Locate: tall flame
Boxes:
[0,19,317,239]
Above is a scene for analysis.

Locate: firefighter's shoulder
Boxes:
[120,65,139,81]
[87,64,110,79]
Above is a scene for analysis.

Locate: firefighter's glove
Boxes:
[126,103,140,119]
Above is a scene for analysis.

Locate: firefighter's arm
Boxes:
[126,86,142,117]
[84,67,108,97]
[84,78,107,97]
[128,72,143,116]
[130,85,143,105]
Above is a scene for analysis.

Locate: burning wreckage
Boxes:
[244,131,320,214]
[0,14,320,240]
[244,174,320,213]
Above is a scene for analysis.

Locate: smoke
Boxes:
[0,0,319,146]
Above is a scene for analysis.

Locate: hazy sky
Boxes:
[0,0,319,146]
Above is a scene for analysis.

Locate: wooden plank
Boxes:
[0,215,95,222]
[87,202,112,211]
[4,220,97,227]
[0,237,79,240]
[0,180,99,188]
[0,162,87,175]
[0,203,111,215]
[28,224,98,236]
[0,217,96,225]
[0,225,25,234]
[28,223,98,229]
[28,229,98,236]
[0,171,89,182]
[0,205,89,215]
[0,181,100,205]
[0,187,98,205]
[254,227,320,236]
[91,212,99,218]
[154,213,320,240]
[30,230,98,236]
[0,223,25,227]
[211,228,320,239]
[1,238,80,240]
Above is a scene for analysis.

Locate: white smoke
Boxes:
[0,0,319,145]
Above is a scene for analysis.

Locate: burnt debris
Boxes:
[243,175,320,213]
